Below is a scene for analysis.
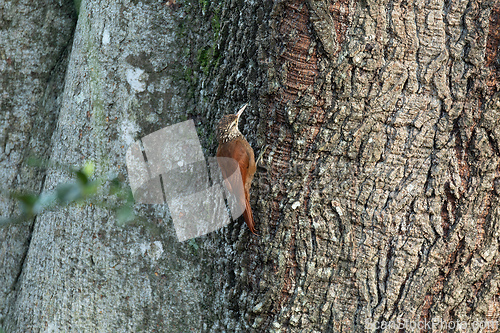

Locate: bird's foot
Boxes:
[256,145,269,167]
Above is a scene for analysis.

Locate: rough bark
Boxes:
[1,0,500,332]
[207,0,500,332]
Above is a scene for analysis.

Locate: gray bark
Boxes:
[0,0,75,328]
[2,0,216,331]
[1,0,500,332]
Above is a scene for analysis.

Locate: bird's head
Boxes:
[216,103,247,143]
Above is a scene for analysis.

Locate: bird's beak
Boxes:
[235,103,248,119]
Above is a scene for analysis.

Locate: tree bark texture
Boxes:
[1,0,500,332]
[1,0,218,332]
[0,0,76,328]
[206,0,500,332]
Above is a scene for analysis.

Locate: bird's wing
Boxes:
[216,141,257,234]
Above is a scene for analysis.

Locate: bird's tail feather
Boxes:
[243,196,258,235]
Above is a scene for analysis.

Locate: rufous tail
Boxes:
[243,195,258,236]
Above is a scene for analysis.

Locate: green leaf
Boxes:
[73,0,81,15]
[26,156,45,167]
[188,238,199,250]
[12,193,38,215]
[125,187,134,202]
[109,177,121,195]
[75,170,89,185]
[82,160,95,178]
[74,161,94,186]
[33,192,57,214]
[56,183,81,204]
[13,193,38,207]
[82,181,99,196]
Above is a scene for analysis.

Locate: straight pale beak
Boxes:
[235,103,248,119]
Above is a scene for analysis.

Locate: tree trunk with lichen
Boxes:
[1,0,500,332]
[1,0,217,332]
[0,0,77,329]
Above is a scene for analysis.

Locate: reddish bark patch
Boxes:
[475,192,491,248]
[277,1,320,102]
[419,294,433,331]
[276,233,298,314]
[329,0,351,47]
[265,0,322,316]
[443,237,464,275]
[267,0,320,229]
[485,5,500,95]
[420,275,446,331]
[163,0,181,10]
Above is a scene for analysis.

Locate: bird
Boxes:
[216,103,257,235]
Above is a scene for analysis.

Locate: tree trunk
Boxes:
[1,0,500,332]
[208,0,500,331]
[2,0,216,331]
[0,0,76,328]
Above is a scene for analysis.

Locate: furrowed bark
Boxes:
[208,0,500,331]
[1,0,499,331]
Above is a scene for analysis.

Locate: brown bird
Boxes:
[216,103,257,235]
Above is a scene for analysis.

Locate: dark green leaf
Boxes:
[109,177,121,195]
[13,193,38,207]
[75,170,89,185]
